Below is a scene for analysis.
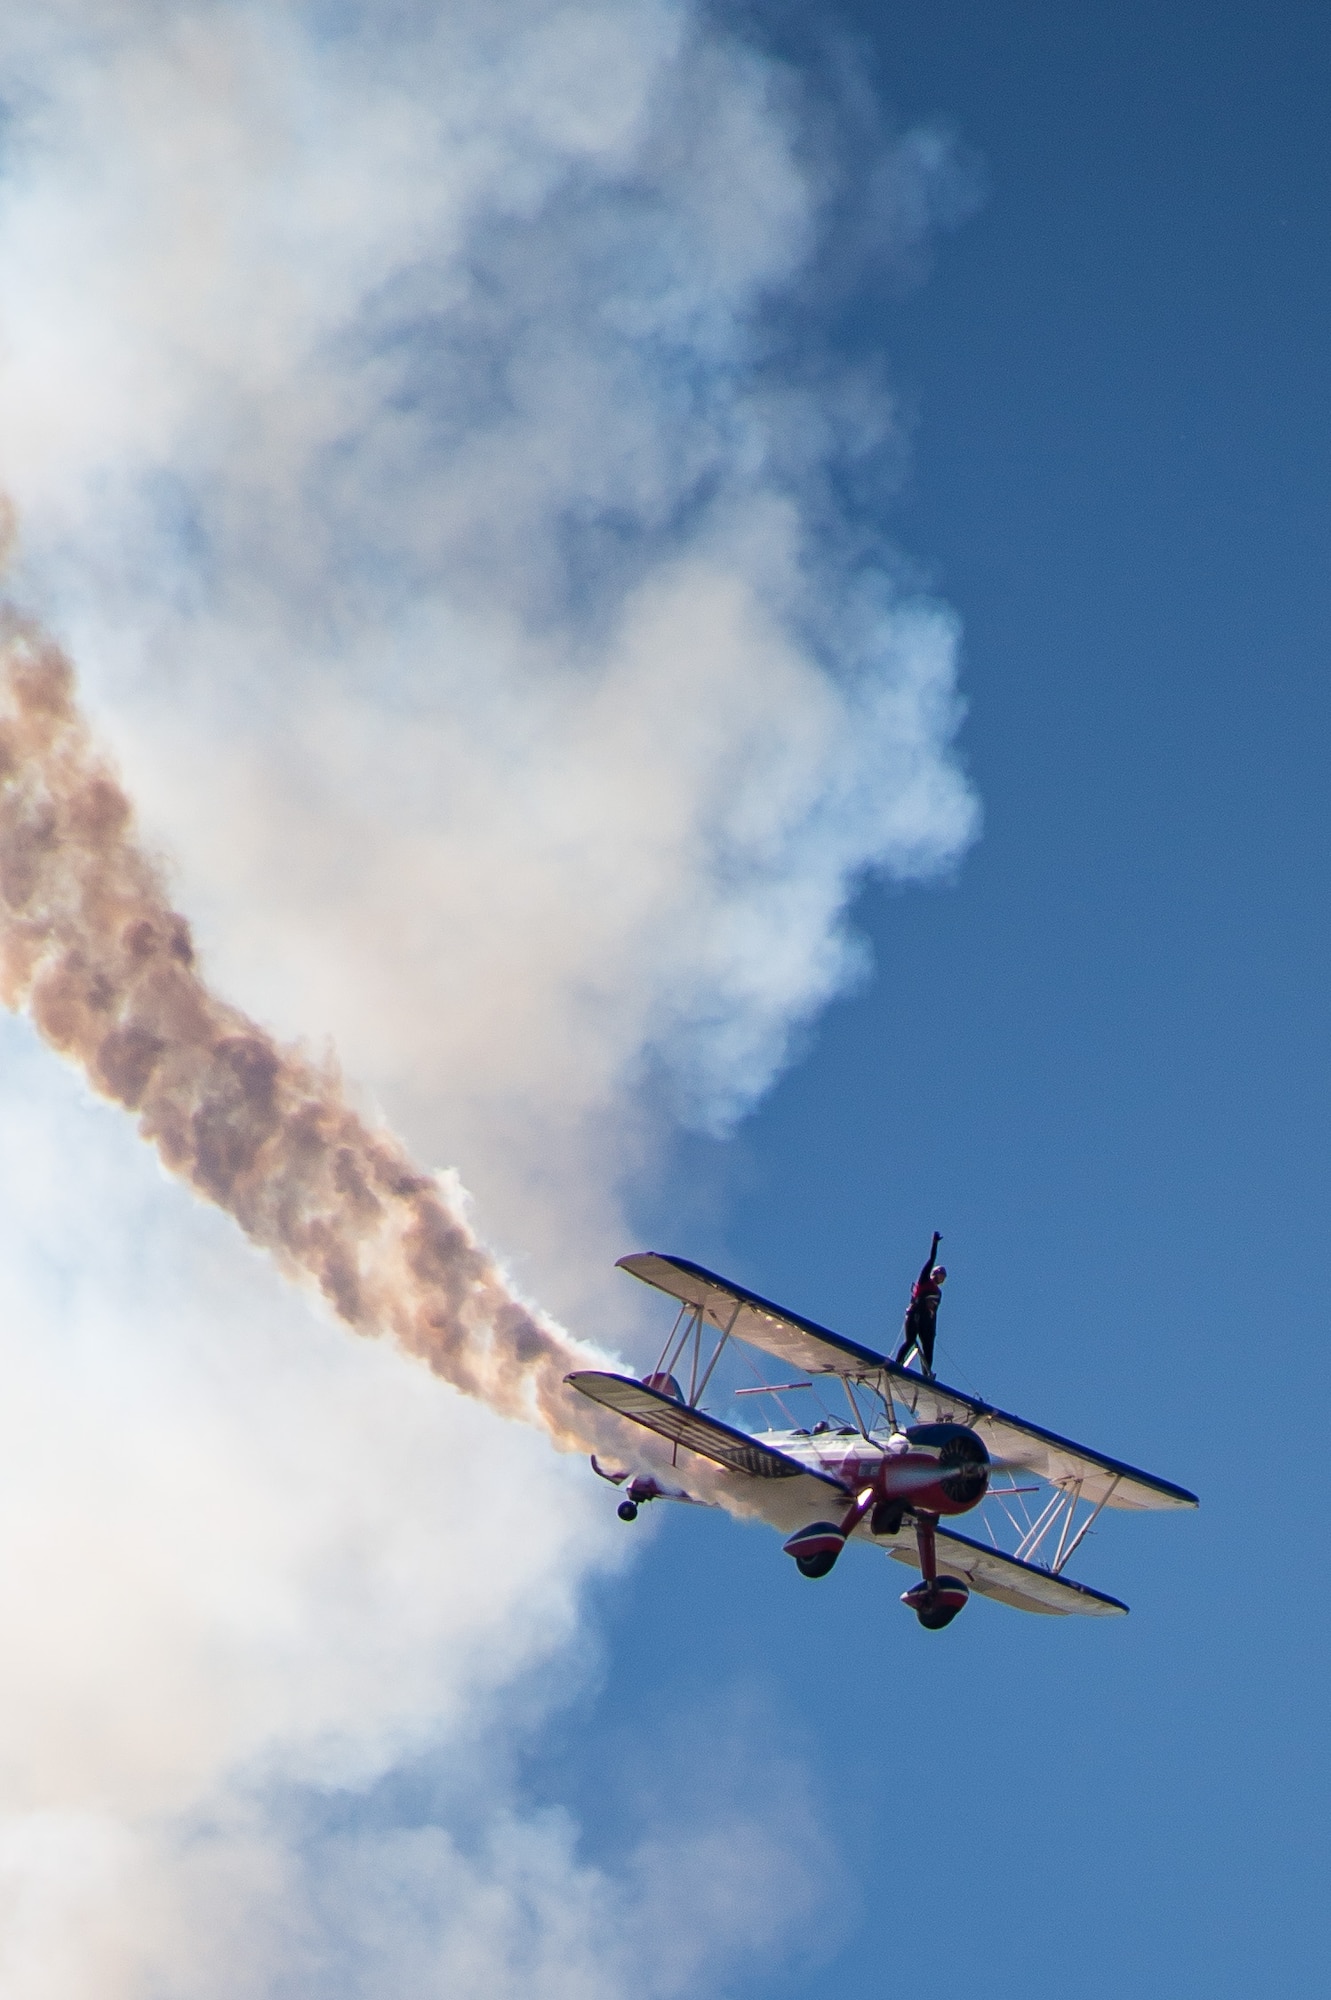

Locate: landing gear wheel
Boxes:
[902,1574,970,1630]
[617,1499,639,1522]
[783,1522,846,1578]
[795,1551,839,1579]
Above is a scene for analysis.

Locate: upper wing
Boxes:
[888,1374,1198,1513]
[882,1524,1129,1618]
[618,1252,1198,1514]
[617,1251,890,1374]
[567,1371,850,1489]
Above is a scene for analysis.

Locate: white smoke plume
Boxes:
[0,1,978,1993]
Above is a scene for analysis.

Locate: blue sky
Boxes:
[603,6,1331,1994]
[0,4,1326,1995]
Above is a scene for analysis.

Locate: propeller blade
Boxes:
[879,1460,991,1493]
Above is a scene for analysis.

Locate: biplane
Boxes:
[567,1251,1197,1630]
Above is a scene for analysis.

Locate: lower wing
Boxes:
[881,1523,1128,1617]
[567,1371,847,1485]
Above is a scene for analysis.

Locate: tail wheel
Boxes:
[617,1499,639,1522]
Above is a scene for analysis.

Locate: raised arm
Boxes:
[916,1231,942,1289]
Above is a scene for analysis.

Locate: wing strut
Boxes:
[651,1295,744,1410]
[1011,1474,1121,1575]
[692,1296,744,1408]
[651,1302,693,1383]
[1053,1475,1119,1572]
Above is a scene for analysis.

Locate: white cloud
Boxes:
[0,1,976,1992]
[0,1023,613,1808]
[0,1022,835,2000]
[0,1018,833,1998]
[0,0,976,1309]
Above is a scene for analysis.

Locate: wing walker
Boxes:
[568,1240,1197,1631]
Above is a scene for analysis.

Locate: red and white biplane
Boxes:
[568,1251,1197,1630]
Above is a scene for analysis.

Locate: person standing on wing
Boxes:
[895,1232,946,1377]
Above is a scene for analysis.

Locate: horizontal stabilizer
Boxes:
[566,1371,849,1489]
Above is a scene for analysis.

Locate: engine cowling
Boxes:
[879,1423,989,1517]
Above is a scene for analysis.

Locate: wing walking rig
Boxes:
[567,1252,1197,1631]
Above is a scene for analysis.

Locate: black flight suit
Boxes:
[895,1232,943,1376]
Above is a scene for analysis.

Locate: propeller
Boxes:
[875,1459,989,1493]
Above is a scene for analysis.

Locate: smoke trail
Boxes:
[0,614,608,1454]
